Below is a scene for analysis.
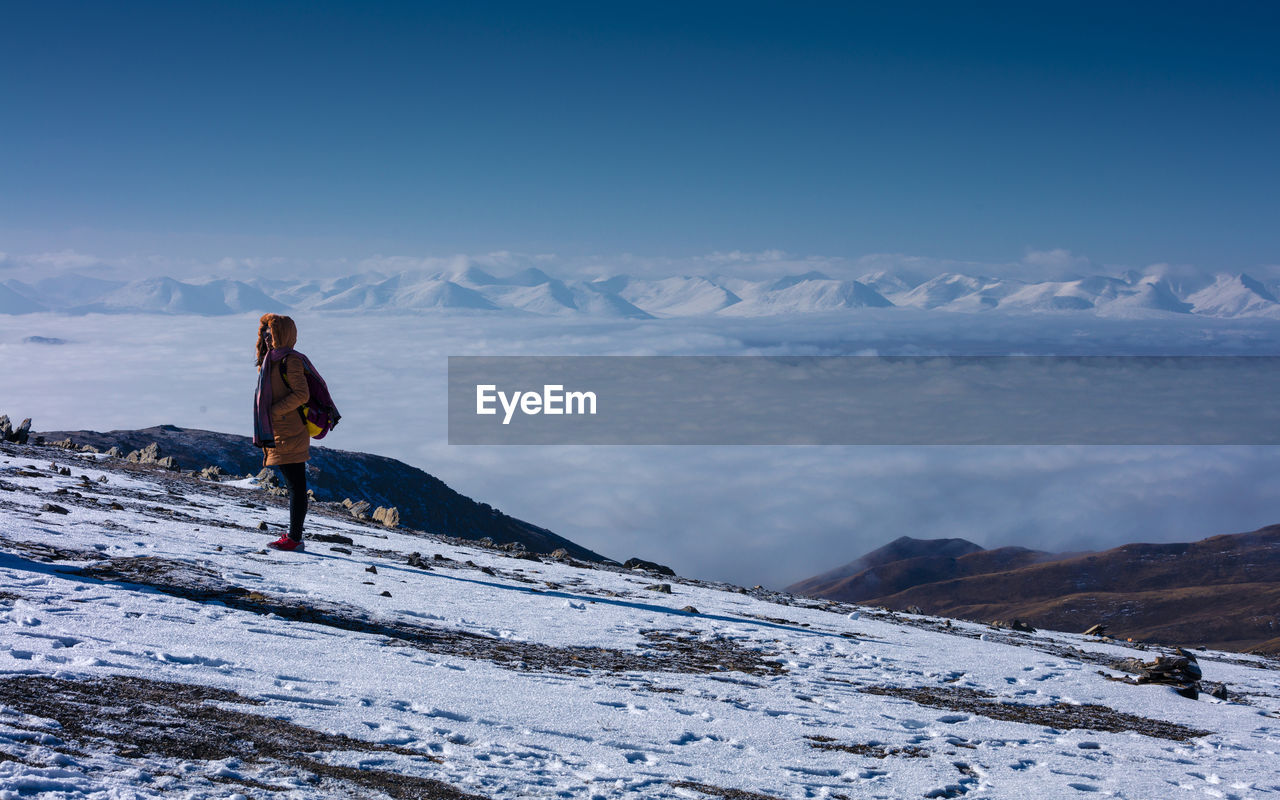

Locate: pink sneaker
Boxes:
[267,535,305,552]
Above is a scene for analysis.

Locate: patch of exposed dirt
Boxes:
[669,780,787,800]
[861,685,1211,741]
[0,674,483,799]
[804,735,929,758]
[0,536,104,563]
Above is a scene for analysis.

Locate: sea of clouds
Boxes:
[3,308,1279,588]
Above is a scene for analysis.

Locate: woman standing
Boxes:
[253,314,311,551]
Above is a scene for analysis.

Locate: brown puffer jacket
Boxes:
[261,316,310,466]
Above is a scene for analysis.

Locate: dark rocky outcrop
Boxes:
[624,557,676,576]
[198,465,227,481]
[991,619,1037,633]
[343,498,372,520]
[1105,648,1211,699]
[0,416,31,445]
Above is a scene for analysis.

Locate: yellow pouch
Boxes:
[300,405,323,437]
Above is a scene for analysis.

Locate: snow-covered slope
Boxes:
[719,276,892,316]
[857,270,917,298]
[994,276,1131,312]
[603,276,742,317]
[205,279,291,314]
[3,273,124,309]
[0,282,46,314]
[311,273,499,311]
[260,273,386,309]
[889,273,1201,316]
[1187,274,1280,318]
[453,269,653,318]
[2,442,1277,799]
[68,277,287,315]
[893,274,999,310]
[566,284,653,319]
[1102,276,1193,315]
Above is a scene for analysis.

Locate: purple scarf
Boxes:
[253,349,292,449]
[253,348,339,449]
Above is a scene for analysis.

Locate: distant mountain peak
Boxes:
[784,535,985,600]
[507,267,556,286]
[1186,273,1280,317]
[1237,272,1276,301]
[453,266,500,286]
[868,535,985,562]
[766,271,832,291]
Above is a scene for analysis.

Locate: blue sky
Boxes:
[2,1,1278,273]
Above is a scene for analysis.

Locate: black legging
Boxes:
[276,462,308,541]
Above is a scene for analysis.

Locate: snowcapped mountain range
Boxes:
[4,267,1280,319]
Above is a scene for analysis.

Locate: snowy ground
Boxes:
[1,443,1278,799]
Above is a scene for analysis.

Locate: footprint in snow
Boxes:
[154,651,233,668]
[242,626,319,641]
[411,706,472,723]
[13,631,82,648]
[274,673,325,684]
[597,701,648,713]
[258,692,343,707]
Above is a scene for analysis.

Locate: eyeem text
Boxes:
[475,384,598,425]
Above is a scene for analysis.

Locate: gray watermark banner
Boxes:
[447,356,1280,445]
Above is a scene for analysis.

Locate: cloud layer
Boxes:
[3,310,1279,588]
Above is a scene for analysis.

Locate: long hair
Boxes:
[255,314,275,367]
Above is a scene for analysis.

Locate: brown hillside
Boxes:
[876,582,1280,653]
[790,525,1280,654]
[785,535,984,597]
[791,545,1066,602]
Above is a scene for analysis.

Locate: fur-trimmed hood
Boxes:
[256,314,298,365]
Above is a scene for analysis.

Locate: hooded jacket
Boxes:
[255,315,310,466]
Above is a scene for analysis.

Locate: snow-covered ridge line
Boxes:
[1,440,1279,798]
[5,267,1280,319]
